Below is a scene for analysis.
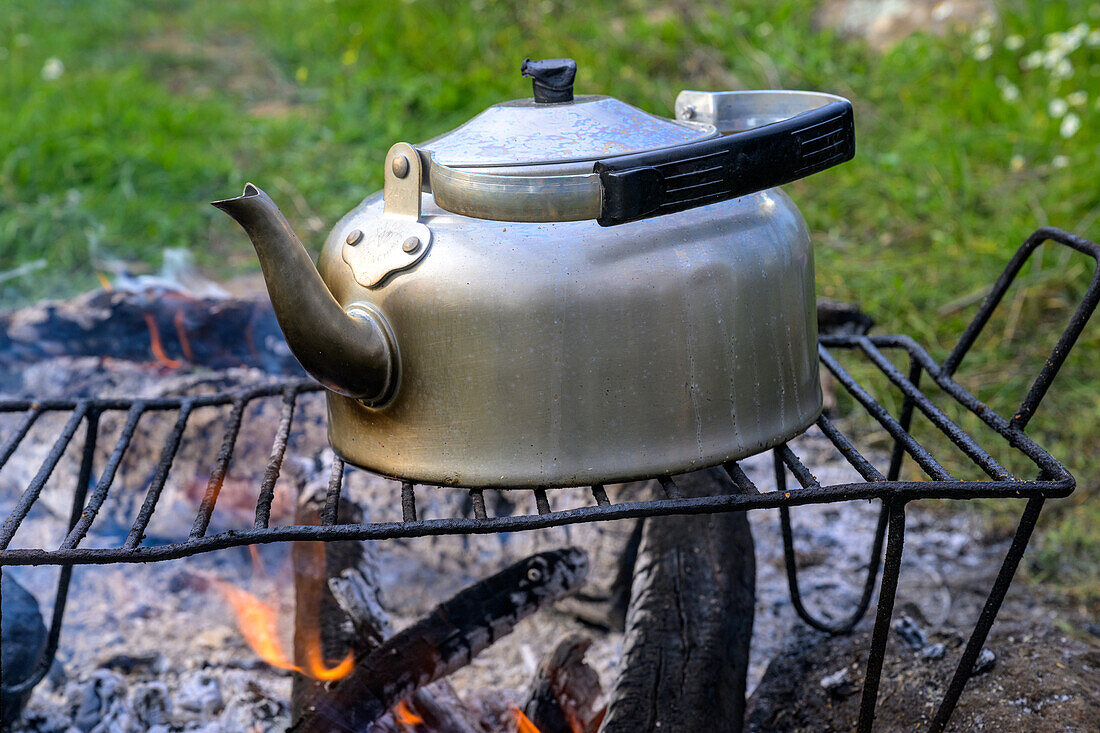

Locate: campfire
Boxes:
[1,227,1098,731]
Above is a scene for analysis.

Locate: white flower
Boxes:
[756,22,773,37]
[1060,113,1081,138]
[1068,90,1088,107]
[1005,35,1025,51]
[971,27,991,45]
[1000,82,1020,102]
[1070,23,1090,42]
[1023,50,1044,69]
[973,43,993,61]
[1010,155,1025,171]
[932,2,954,22]
[1089,29,1100,46]
[1049,98,1068,117]
[1053,58,1074,79]
[40,57,63,81]
[1052,155,1070,169]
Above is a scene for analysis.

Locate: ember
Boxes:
[511,706,542,733]
[393,700,424,727]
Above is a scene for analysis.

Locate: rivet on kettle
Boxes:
[680,105,696,120]
[345,229,363,246]
[392,155,410,179]
[402,236,421,254]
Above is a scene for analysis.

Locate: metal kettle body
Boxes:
[315,186,820,487]
[214,64,853,488]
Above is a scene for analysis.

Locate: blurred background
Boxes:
[1,0,1098,608]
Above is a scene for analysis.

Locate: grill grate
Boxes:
[2,227,1098,733]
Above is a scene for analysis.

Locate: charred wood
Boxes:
[523,633,605,733]
[599,467,755,733]
[409,680,487,733]
[0,289,301,379]
[291,548,589,732]
[816,298,873,337]
[290,478,389,723]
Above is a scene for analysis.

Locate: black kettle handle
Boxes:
[594,98,854,227]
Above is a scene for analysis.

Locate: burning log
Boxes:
[0,288,302,382]
[291,548,590,732]
[599,467,755,733]
[522,633,605,733]
[290,478,390,722]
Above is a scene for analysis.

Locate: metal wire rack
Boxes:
[2,227,1098,732]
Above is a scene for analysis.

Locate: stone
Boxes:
[820,667,859,699]
[972,647,996,676]
[921,642,946,660]
[893,615,927,652]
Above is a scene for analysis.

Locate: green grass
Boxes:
[2,1,1099,602]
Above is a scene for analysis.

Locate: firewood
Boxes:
[599,467,755,733]
[290,477,389,722]
[523,633,604,733]
[409,680,487,733]
[290,548,590,732]
[816,298,873,336]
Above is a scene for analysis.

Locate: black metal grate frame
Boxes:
[1,228,1098,732]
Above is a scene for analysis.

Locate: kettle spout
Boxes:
[212,184,397,403]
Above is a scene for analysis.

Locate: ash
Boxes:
[1,296,991,732]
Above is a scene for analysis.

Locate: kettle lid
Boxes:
[420,58,717,170]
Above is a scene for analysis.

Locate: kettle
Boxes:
[213,58,855,488]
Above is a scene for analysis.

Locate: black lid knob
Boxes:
[521,58,576,103]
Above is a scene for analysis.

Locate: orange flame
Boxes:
[212,548,354,681]
[510,705,542,733]
[394,700,424,727]
[142,312,183,368]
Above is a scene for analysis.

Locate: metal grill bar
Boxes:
[658,475,683,499]
[189,396,247,539]
[857,501,907,733]
[591,484,611,506]
[776,444,820,489]
[857,338,1013,480]
[0,228,1096,733]
[254,387,297,529]
[320,457,345,526]
[819,346,954,481]
[401,482,417,522]
[0,407,41,471]
[722,461,760,494]
[0,404,90,550]
[815,414,885,482]
[469,489,487,519]
[124,402,193,549]
[60,404,143,550]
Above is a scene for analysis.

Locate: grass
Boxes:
[1,1,1099,603]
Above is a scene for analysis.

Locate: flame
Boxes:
[173,309,194,363]
[212,547,354,681]
[393,700,423,727]
[510,706,542,733]
[142,311,183,368]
